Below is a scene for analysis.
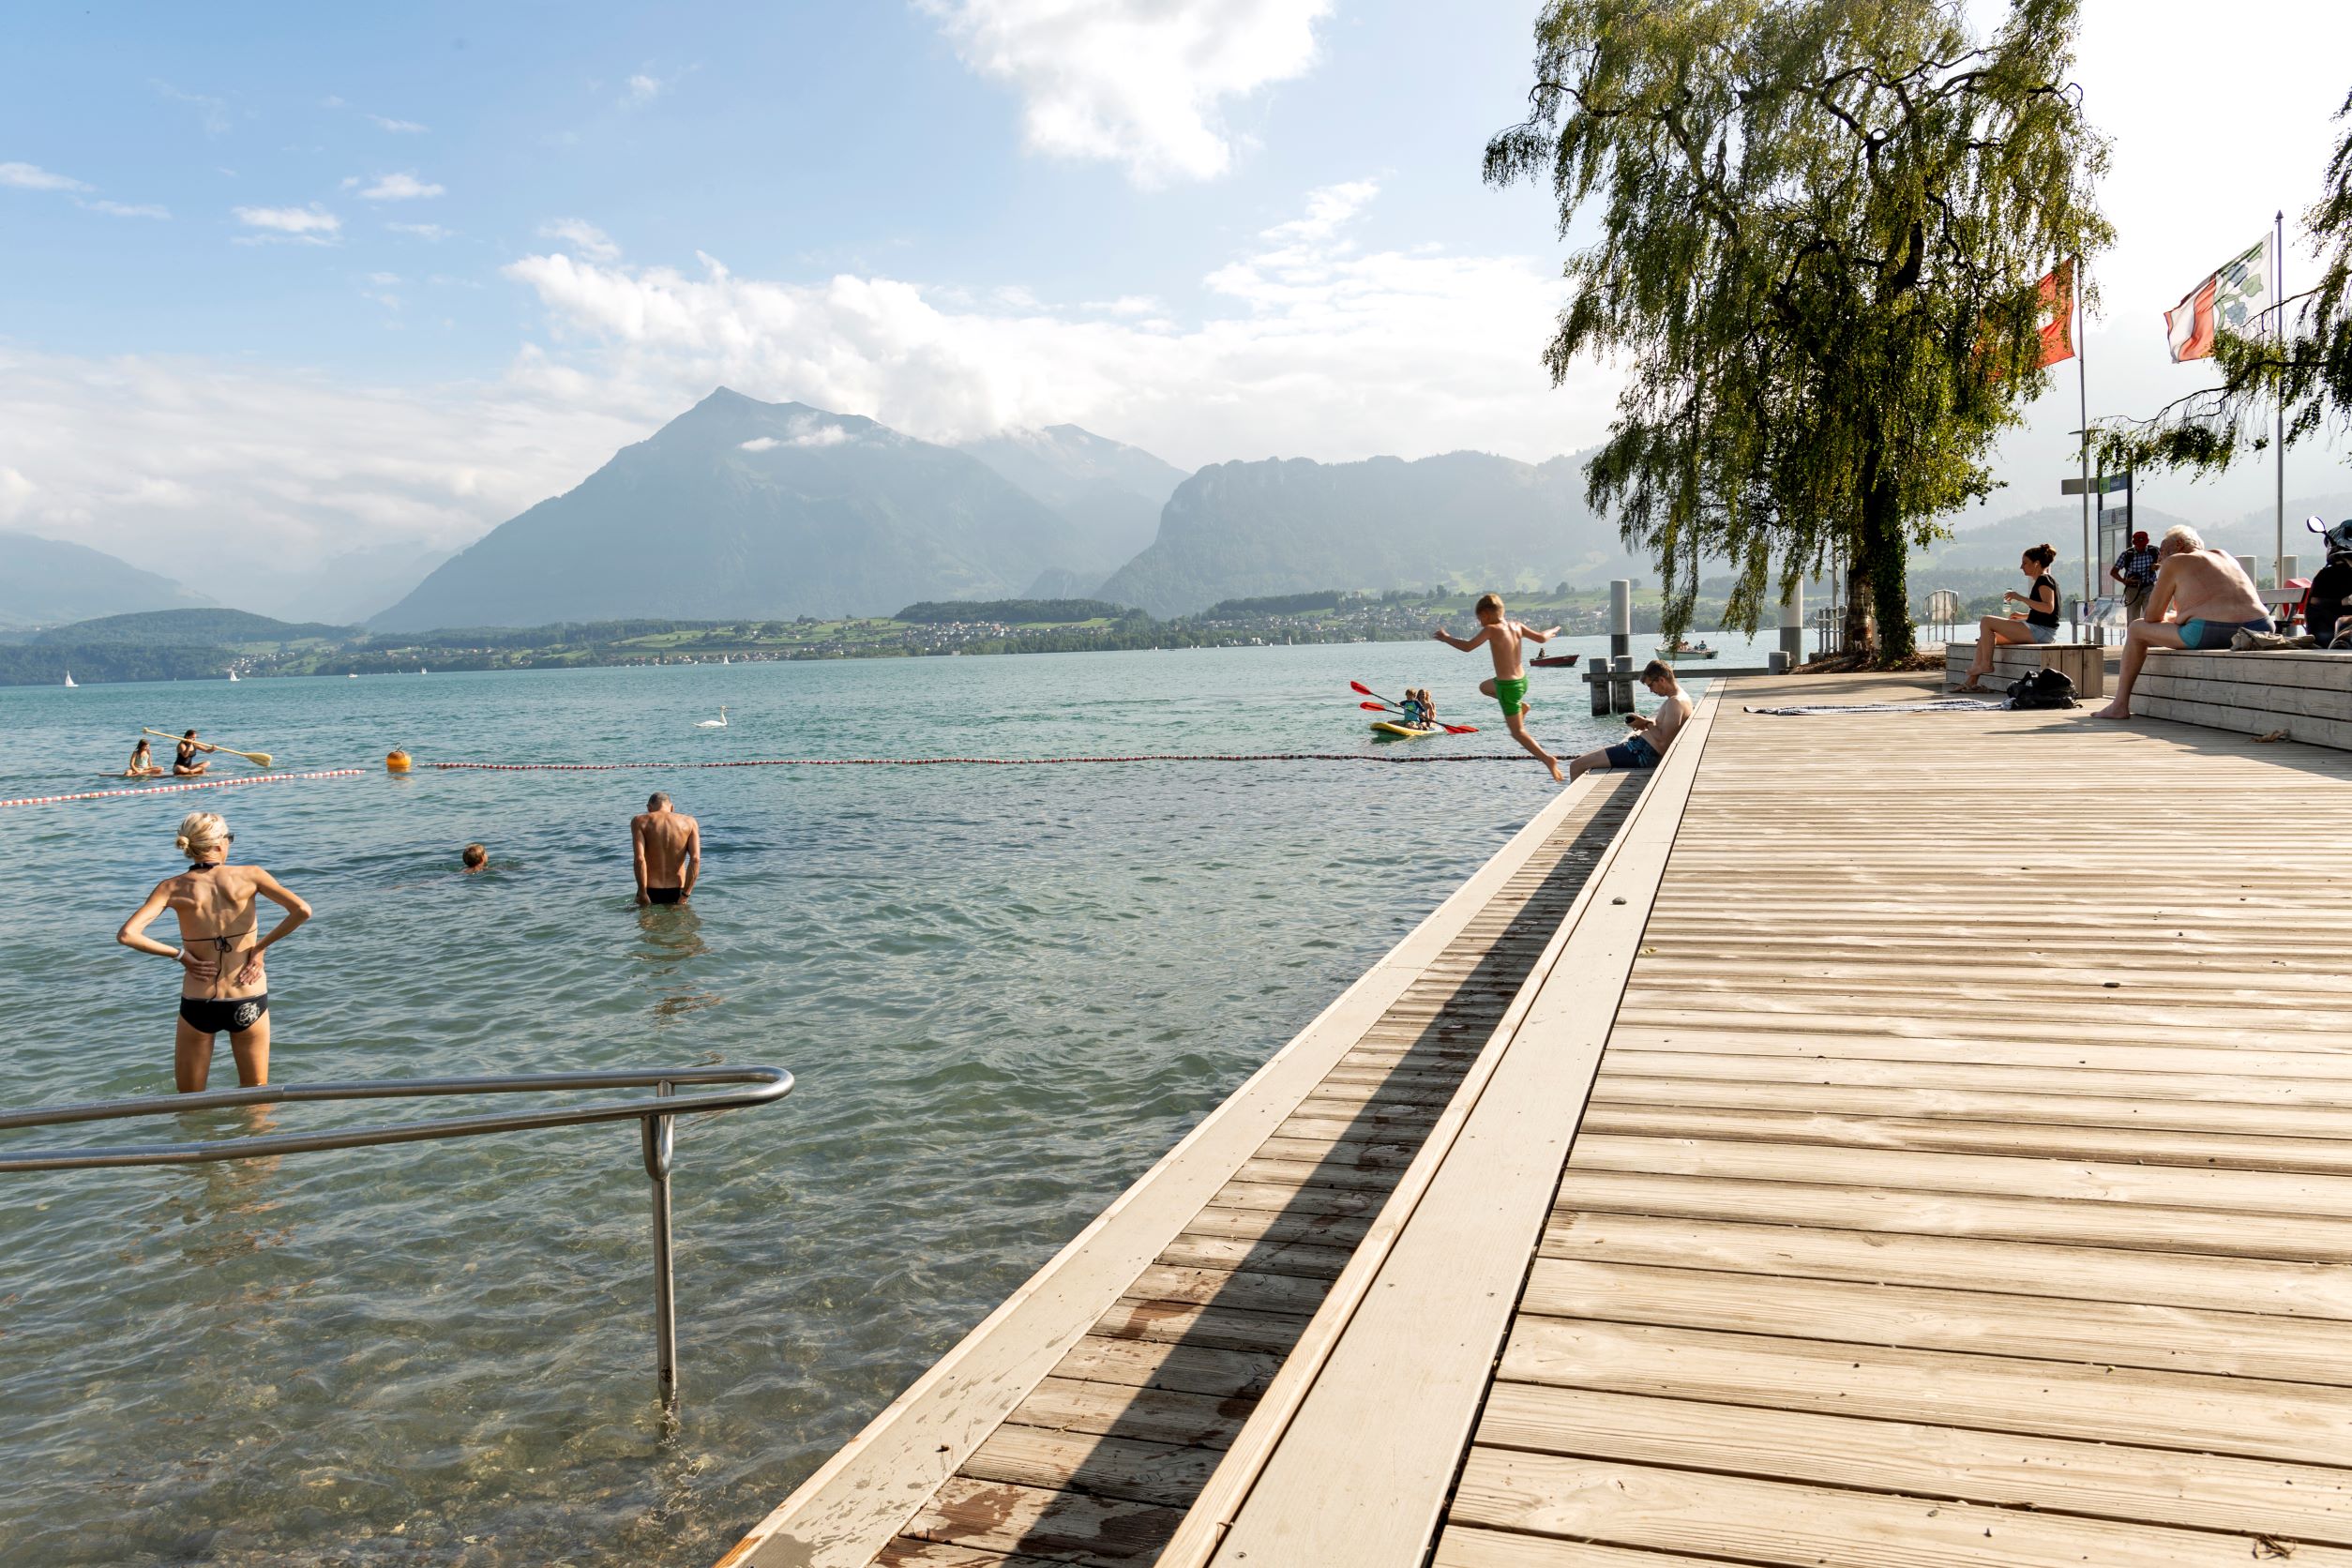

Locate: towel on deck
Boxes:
[1742,699,2011,716]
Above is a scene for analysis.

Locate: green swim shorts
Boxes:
[1493,675,1530,717]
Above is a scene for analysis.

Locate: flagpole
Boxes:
[2275,210,2286,594]
[2077,257,2091,613]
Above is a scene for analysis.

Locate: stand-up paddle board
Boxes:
[1370,720,1440,738]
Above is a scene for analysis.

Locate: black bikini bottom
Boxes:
[179,994,269,1035]
[646,887,683,905]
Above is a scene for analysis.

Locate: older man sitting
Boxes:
[2097,525,2273,719]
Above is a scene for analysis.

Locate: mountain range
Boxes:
[11,386,2346,636]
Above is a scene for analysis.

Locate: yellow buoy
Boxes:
[385,749,412,774]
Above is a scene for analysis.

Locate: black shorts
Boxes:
[180,994,268,1035]
[645,887,684,906]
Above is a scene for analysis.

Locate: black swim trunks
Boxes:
[645,887,684,906]
[179,994,268,1035]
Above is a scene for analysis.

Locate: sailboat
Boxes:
[227,669,239,682]
[63,671,76,687]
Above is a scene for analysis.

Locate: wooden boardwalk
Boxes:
[730,669,2352,1568]
[723,769,1644,1567]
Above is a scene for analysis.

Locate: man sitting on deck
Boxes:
[1568,661,1690,780]
[2096,526,2274,720]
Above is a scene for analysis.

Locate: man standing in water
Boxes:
[632,792,701,906]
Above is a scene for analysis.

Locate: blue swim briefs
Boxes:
[2178,616,2274,650]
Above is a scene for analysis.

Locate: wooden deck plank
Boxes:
[1518,1258,2352,1384]
[1475,1384,2352,1546]
[1447,1453,2352,1567]
[1537,1211,2352,1319]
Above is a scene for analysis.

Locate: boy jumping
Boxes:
[1433,594,1562,781]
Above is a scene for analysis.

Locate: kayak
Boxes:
[1370,721,1440,738]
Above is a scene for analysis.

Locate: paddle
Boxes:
[143,727,275,769]
[1349,686,1480,735]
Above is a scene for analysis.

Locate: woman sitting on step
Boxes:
[1953,544,2063,693]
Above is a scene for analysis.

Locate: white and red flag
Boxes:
[2164,234,2274,361]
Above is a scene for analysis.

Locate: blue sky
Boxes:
[5,0,2350,605]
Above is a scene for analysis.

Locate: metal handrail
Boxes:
[0,1065,793,1415]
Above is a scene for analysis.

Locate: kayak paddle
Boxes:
[1349,686,1480,735]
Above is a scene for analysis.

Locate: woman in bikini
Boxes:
[117,811,311,1092]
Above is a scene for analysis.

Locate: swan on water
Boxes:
[696,706,730,729]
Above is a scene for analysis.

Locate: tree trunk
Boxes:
[1843,557,1874,657]
[1858,473,1914,664]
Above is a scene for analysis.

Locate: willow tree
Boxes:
[1486,0,2109,661]
[2102,89,2352,474]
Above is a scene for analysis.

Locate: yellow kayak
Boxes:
[1370,720,1439,738]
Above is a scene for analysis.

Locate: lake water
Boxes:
[0,633,1759,1566]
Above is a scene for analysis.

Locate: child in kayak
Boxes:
[1418,689,1440,730]
[1398,689,1427,728]
[1433,595,1562,780]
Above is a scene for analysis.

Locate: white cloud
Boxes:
[1,161,91,191]
[233,203,340,242]
[357,172,444,201]
[0,345,644,605]
[922,0,1331,185]
[538,218,620,263]
[743,416,852,452]
[387,221,454,241]
[501,179,1591,467]
[365,271,402,285]
[81,199,170,219]
[621,69,692,108]
[369,114,429,133]
[155,82,232,137]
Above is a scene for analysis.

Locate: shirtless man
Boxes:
[173,729,218,776]
[1569,661,1692,780]
[117,810,311,1092]
[2097,525,2275,719]
[632,792,701,905]
[1433,593,1563,780]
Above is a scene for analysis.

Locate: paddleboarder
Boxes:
[115,810,311,1092]
[1433,594,1563,781]
[173,729,218,776]
[124,738,163,778]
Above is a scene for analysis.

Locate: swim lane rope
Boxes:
[431,752,1533,771]
[0,768,368,810]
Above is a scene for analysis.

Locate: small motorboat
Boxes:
[1661,640,1719,660]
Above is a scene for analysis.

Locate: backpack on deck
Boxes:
[2006,667,2078,709]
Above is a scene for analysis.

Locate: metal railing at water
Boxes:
[0,1065,793,1416]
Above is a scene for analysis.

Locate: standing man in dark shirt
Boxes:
[2307,519,2352,647]
[2109,531,2161,624]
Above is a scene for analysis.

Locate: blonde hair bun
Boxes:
[175,811,230,861]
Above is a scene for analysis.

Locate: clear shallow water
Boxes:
[0,635,1750,1567]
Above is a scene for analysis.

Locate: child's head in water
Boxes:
[461,843,488,873]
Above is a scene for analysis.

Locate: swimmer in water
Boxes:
[631,792,701,906]
[461,842,488,874]
[125,738,163,777]
[116,811,311,1092]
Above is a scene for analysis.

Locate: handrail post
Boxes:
[641,1079,679,1420]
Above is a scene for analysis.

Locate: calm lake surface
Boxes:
[0,635,1755,1566]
